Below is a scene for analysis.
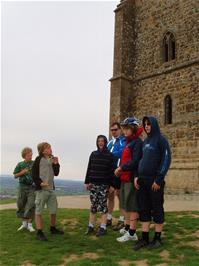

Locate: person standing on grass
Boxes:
[32,142,64,241]
[13,147,35,232]
[107,122,125,229]
[85,135,115,237]
[114,117,143,243]
[133,116,171,251]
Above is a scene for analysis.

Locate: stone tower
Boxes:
[109,0,199,192]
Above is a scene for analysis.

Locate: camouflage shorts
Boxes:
[17,185,35,219]
[90,184,109,214]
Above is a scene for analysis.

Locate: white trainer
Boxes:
[117,231,138,242]
[17,224,27,231]
[27,224,35,232]
[119,227,128,235]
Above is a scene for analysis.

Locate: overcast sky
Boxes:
[1,1,117,180]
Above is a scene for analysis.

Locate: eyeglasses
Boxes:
[111,128,118,132]
[144,123,151,126]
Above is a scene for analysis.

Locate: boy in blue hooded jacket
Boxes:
[134,116,171,250]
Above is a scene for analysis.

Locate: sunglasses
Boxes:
[144,123,151,126]
[111,128,119,132]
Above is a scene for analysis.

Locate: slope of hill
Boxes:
[0,175,86,200]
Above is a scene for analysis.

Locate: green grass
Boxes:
[0,209,199,266]
[0,198,16,205]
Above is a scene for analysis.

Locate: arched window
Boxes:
[163,32,176,62]
[164,95,172,124]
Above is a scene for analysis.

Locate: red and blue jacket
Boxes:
[120,128,143,183]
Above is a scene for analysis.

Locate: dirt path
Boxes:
[0,194,199,211]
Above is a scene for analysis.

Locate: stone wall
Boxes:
[109,0,199,192]
[133,0,199,78]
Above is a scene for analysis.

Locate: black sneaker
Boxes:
[36,231,47,241]
[96,227,107,237]
[133,239,149,251]
[106,219,112,227]
[113,221,125,231]
[50,227,64,235]
[147,239,162,249]
[85,226,94,235]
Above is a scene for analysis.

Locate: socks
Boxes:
[89,222,94,228]
[142,231,149,242]
[100,224,107,230]
[125,224,130,231]
[154,232,161,240]
[129,229,136,236]
[107,213,112,220]
[119,216,125,222]
[22,221,27,227]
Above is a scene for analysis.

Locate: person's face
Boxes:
[144,120,152,134]
[110,125,121,138]
[43,145,52,156]
[122,127,133,137]
[24,152,32,162]
[97,138,105,150]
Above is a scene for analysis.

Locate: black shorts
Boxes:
[137,178,165,224]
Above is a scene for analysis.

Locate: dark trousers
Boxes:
[137,178,165,224]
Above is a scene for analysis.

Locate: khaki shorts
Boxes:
[120,182,138,212]
[35,190,57,215]
[17,185,35,219]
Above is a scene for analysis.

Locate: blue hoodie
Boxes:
[107,135,126,169]
[138,116,171,185]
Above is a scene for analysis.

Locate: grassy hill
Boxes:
[0,209,199,265]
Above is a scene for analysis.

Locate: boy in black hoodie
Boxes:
[85,135,115,237]
[134,116,171,250]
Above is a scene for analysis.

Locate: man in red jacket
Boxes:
[115,117,143,243]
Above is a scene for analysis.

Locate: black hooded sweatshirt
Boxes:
[138,116,171,185]
[84,135,115,186]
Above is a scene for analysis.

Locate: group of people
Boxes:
[84,116,171,250]
[13,115,171,250]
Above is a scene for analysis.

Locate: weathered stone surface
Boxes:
[109,0,199,192]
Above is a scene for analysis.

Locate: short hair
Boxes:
[37,142,51,156]
[110,122,121,129]
[122,124,138,135]
[21,147,32,159]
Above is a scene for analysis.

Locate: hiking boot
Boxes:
[133,239,149,251]
[147,239,162,249]
[96,227,107,237]
[36,231,47,241]
[85,226,94,235]
[106,219,112,227]
[113,221,125,231]
[50,227,64,235]
[117,231,138,242]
